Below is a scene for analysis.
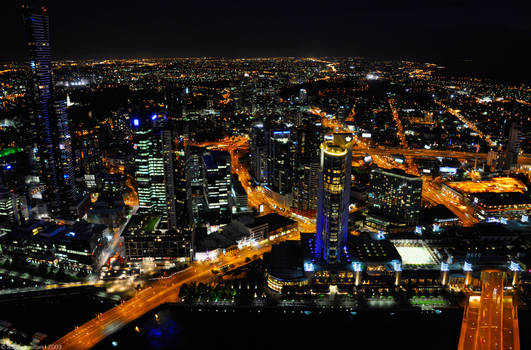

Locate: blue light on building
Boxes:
[509,261,521,272]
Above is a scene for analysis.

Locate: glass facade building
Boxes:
[315,134,353,264]
[23,5,78,217]
[367,168,423,227]
[133,120,175,228]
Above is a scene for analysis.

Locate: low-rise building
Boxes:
[0,220,109,271]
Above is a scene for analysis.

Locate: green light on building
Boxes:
[0,147,23,158]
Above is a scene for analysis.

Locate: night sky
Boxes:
[1,0,530,82]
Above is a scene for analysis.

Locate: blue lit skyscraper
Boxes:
[315,134,353,264]
[23,3,78,217]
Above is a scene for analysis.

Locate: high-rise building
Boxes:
[367,168,422,230]
[162,130,177,229]
[250,123,268,185]
[293,162,320,213]
[315,134,353,264]
[201,151,232,232]
[23,4,78,217]
[267,126,296,194]
[298,88,308,104]
[250,121,297,194]
[0,186,20,235]
[132,118,176,229]
[292,122,324,213]
[502,123,521,171]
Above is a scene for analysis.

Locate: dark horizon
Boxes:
[1,0,531,82]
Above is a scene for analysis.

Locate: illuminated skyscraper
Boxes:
[366,168,422,230]
[0,186,20,235]
[201,151,232,232]
[315,134,353,264]
[293,122,324,214]
[23,3,78,217]
[266,126,296,194]
[250,123,268,185]
[502,123,522,171]
[132,118,176,228]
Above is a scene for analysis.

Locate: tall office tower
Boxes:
[187,147,205,230]
[298,88,308,104]
[23,4,78,217]
[161,130,177,230]
[292,162,320,213]
[133,121,153,212]
[292,123,324,213]
[250,123,268,185]
[0,186,20,234]
[486,150,499,173]
[132,119,176,228]
[502,123,521,171]
[367,168,422,230]
[201,151,232,233]
[267,126,296,194]
[315,134,353,264]
[54,100,77,202]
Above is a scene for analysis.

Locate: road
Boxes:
[50,231,298,350]
[458,271,520,350]
[422,180,478,226]
[434,100,496,148]
[191,136,316,232]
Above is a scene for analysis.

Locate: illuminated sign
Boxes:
[304,262,314,272]
[133,118,140,126]
[353,262,362,272]
[509,261,520,272]
[273,131,290,136]
[463,262,472,272]
[440,262,449,271]
[392,260,402,272]
[439,167,457,174]
[361,133,371,138]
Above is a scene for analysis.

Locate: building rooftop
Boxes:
[247,213,296,231]
[372,167,421,180]
[347,234,401,263]
[447,177,527,194]
[427,204,459,221]
[263,240,305,280]
[472,192,531,206]
[202,150,230,170]
[231,173,247,196]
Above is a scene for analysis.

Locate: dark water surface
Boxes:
[94,305,467,350]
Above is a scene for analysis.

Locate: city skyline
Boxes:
[1,1,531,82]
[0,2,529,350]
